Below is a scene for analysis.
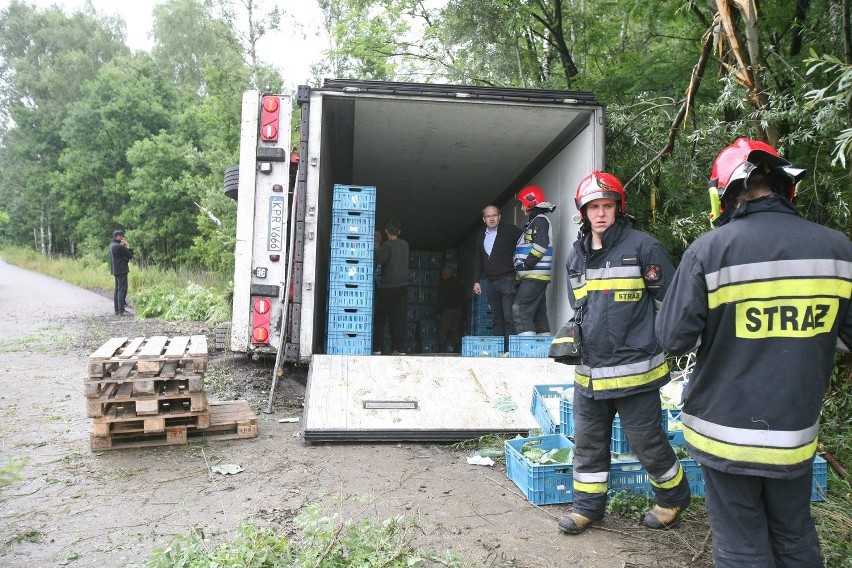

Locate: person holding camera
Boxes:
[108,229,133,316]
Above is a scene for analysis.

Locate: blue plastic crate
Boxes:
[665,409,686,446]
[530,384,572,435]
[332,184,376,212]
[329,258,373,285]
[560,401,667,454]
[331,210,375,237]
[504,434,575,505]
[812,456,827,502]
[330,234,374,261]
[328,282,373,309]
[509,335,554,358]
[609,458,705,497]
[327,307,373,333]
[326,331,371,355]
[461,336,505,357]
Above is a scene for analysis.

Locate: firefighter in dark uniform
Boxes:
[558,171,691,535]
[656,138,852,567]
[513,185,555,335]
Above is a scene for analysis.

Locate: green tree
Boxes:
[0,1,128,254]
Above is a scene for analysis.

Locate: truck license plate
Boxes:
[268,196,284,252]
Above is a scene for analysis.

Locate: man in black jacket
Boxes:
[472,205,523,351]
[108,230,134,316]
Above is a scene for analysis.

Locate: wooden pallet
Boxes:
[88,335,208,379]
[84,373,204,398]
[91,403,211,436]
[90,400,257,451]
[87,385,208,418]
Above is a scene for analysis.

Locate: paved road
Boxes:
[0,258,113,339]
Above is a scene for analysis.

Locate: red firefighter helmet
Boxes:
[516,185,546,213]
[575,171,626,220]
[710,137,805,207]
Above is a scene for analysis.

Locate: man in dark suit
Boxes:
[108,229,134,316]
[472,205,523,351]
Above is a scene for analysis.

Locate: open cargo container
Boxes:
[228,80,606,440]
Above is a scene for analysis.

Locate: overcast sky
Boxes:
[0,0,327,88]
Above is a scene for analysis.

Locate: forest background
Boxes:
[1,0,850,269]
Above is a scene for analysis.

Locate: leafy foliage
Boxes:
[147,506,464,567]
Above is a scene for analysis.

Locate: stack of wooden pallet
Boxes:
[85,335,257,450]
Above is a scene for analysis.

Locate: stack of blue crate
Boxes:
[404,250,443,353]
[470,279,492,335]
[326,185,376,355]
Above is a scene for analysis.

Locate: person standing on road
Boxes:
[373,218,410,355]
[108,229,133,316]
[558,171,691,535]
[513,185,555,336]
[437,266,465,353]
[656,138,852,567]
[472,205,523,352]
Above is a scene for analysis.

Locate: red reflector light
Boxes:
[252,326,269,343]
[254,298,270,314]
[260,96,280,142]
[269,254,280,262]
[251,297,272,344]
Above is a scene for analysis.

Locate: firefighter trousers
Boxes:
[571,389,690,520]
[512,278,550,334]
[703,465,822,568]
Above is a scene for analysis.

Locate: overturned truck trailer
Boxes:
[228,79,606,440]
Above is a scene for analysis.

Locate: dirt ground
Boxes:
[0,260,715,568]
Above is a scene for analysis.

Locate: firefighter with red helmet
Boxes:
[512,185,555,335]
[558,171,691,535]
[657,139,851,566]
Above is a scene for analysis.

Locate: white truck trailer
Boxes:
[228,79,606,440]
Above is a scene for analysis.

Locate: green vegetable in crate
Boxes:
[521,443,573,465]
[522,447,545,462]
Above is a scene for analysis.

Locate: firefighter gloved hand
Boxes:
[514,260,525,271]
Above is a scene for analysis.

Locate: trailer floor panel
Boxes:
[303,355,569,441]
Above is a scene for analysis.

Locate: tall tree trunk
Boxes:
[39,208,46,257]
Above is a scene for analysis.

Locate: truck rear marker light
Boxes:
[260,96,280,142]
[255,298,270,314]
[252,297,272,345]
[272,184,283,192]
[269,254,280,262]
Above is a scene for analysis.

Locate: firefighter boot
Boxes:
[557,513,596,535]
[643,499,689,530]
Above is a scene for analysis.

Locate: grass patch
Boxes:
[147,505,465,567]
[0,457,27,487]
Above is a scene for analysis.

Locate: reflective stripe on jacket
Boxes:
[565,217,674,399]
[656,196,852,478]
[515,213,553,281]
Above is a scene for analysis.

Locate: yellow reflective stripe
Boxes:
[530,249,544,259]
[519,274,551,281]
[650,463,683,489]
[573,284,587,300]
[708,278,852,309]
[585,277,645,291]
[574,480,608,494]
[590,361,669,391]
[683,425,818,466]
[575,369,590,387]
[552,336,574,344]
